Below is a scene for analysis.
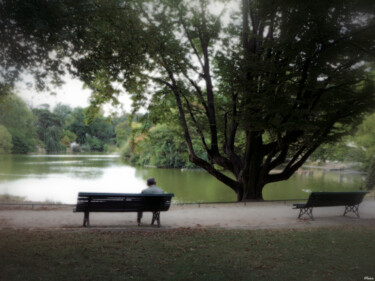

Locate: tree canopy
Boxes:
[1,0,375,200]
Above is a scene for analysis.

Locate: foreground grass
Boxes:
[0,226,374,281]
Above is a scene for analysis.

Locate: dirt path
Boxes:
[1,200,375,231]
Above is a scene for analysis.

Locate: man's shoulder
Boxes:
[155,186,164,193]
[141,186,164,194]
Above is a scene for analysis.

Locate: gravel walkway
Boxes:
[1,199,375,231]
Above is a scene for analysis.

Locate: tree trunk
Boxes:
[237,175,265,201]
[235,131,265,201]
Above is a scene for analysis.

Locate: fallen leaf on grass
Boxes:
[254,264,265,269]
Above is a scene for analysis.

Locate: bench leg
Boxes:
[344,205,360,218]
[151,211,160,227]
[298,207,314,220]
[83,211,90,227]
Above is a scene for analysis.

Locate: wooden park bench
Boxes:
[293,191,368,220]
[73,192,174,227]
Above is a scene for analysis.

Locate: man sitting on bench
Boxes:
[137,177,164,225]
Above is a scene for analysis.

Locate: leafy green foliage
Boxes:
[0,89,123,154]
[309,140,365,163]
[135,124,187,168]
[53,104,73,124]
[33,108,65,153]
[8,129,36,154]
[84,135,104,152]
[0,95,38,153]
[365,159,375,190]
[115,120,131,146]
[352,113,375,190]
[0,125,13,154]
[355,113,375,163]
[65,108,87,144]
[125,123,208,168]
[85,113,115,146]
[60,130,77,148]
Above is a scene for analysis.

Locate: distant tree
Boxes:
[115,121,132,146]
[85,135,104,152]
[0,94,37,153]
[33,108,64,152]
[365,159,375,190]
[0,84,12,98]
[355,113,375,164]
[45,126,65,152]
[65,108,87,144]
[0,125,13,154]
[2,0,375,200]
[86,114,115,145]
[53,104,72,125]
[60,130,77,148]
[309,139,365,163]
[352,113,375,190]
[64,107,116,150]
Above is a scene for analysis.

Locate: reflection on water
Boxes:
[134,168,235,203]
[263,169,365,200]
[0,154,146,203]
[0,154,366,204]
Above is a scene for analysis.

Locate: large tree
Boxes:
[1,0,375,200]
[33,108,65,152]
[0,94,38,153]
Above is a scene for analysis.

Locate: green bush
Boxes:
[125,124,207,168]
[85,135,104,151]
[60,130,77,148]
[103,144,118,153]
[9,129,35,154]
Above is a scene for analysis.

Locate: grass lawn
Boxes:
[0,226,374,281]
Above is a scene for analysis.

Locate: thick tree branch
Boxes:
[180,91,210,152]
[200,35,219,157]
[189,154,239,193]
[265,144,289,173]
[265,145,317,184]
[222,90,242,171]
[262,130,304,155]
[181,72,209,113]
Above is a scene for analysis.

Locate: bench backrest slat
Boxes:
[75,192,174,212]
[305,191,368,207]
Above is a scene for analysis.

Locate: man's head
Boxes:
[147,178,156,186]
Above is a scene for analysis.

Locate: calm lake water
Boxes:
[0,154,365,204]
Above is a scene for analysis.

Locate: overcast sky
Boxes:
[15,75,133,115]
